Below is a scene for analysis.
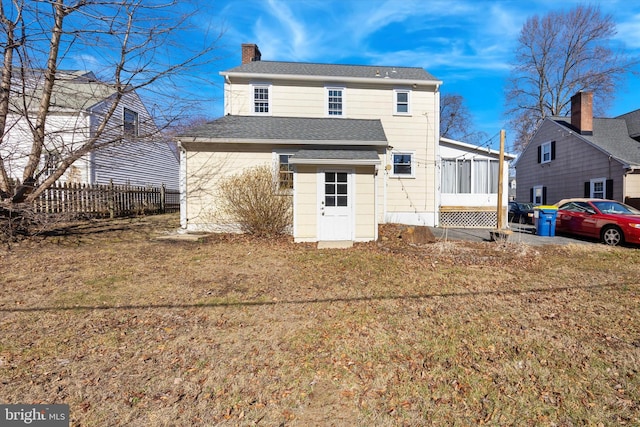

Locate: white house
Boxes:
[1,70,178,193]
[178,44,510,242]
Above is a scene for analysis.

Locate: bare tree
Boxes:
[0,0,221,205]
[440,93,486,144]
[505,4,635,151]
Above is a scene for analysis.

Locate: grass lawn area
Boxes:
[1,213,639,426]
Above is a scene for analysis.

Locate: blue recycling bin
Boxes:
[534,205,558,236]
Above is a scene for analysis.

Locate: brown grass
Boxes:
[1,214,639,426]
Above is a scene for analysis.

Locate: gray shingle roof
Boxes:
[616,109,640,139]
[222,60,439,82]
[554,117,640,166]
[179,115,388,144]
[292,149,380,162]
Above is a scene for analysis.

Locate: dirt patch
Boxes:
[1,214,639,426]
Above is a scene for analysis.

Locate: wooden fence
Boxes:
[32,182,180,218]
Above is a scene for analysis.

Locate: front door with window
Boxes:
[318,170,353,240]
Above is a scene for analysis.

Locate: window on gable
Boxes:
[394,89,410,114]
[327,87,344,116]
[538,141,555,164]
[277,153,294,190]
[391,152,414,177]
[123,108,139,137]
[253,85,270,114]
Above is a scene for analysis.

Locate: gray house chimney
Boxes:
[241,44,261,64]
[570,91,593,135]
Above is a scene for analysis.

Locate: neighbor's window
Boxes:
[533,185,544,205]
[327,87,344,116]
[539,141,555,164]
[591,178,606,198]
[123,108,139,137]
[42,152,60,179]
[253,84,270,114]
[394,89,410,114]
[277,154,294,190]
[391,152,414,177]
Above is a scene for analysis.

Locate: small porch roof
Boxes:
[289,149,381,166]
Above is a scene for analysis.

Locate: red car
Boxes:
[555,198,640,246]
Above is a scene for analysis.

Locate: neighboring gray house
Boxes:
[1,70,179,191]
[514,91,640,209]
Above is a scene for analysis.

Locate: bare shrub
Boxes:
[217,165,292,237]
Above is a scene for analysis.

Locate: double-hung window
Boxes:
[326,87,344,116]
[123,108,139,137]
[590,178,606,199]
[277,153,294,190]
[391,152,414,177]
[252,84,271,114]
[394,89,410,115]
[538,141,555,164]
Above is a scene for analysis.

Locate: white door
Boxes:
[318,170,353,240]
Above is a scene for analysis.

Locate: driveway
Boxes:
[429,223,596,246]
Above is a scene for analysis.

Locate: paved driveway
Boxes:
[429,223,597,246]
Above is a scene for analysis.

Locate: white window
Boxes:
[391,152,414,177]
[541,141,552,163]
[394,89,410,115]
[442,158,500,194]
[326,87,344,116]
[123,108,138,137]
[252,84,271,114]
[277,153,294,190]
[590,177,606,198]
[533,185,544,205]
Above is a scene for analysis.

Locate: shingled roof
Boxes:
[179,115,388,145]
[553,116,640,167]
[221,60,439,83]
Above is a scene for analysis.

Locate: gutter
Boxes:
[220,71,442,88]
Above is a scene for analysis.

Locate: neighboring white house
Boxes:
[177,44,510,242]
[1,70,178,192]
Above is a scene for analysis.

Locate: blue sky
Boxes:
[183,0,640,151]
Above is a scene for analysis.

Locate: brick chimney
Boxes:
[241,43,261,64]
[570,91,593,135]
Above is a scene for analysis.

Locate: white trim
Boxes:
[533,185,544,205]
[221,71,443,87]
[180,138,387,146]
[393,88,411,115]
[325,85,345,117]
[541,141,552,164]
[250,82,272,115]
[590,177,607,198]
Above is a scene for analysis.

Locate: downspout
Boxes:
[179,141,188,230]
[433,83,441,227]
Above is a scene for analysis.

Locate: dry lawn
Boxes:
[1,214,639,426]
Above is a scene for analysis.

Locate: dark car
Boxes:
[555,198,640,246]
[508,201,535,224]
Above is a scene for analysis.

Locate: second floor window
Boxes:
[253,85,270,114]
[538,140,555,164]
[327,87,343,116]
[123,108,139,137]
[394,89,410,114]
